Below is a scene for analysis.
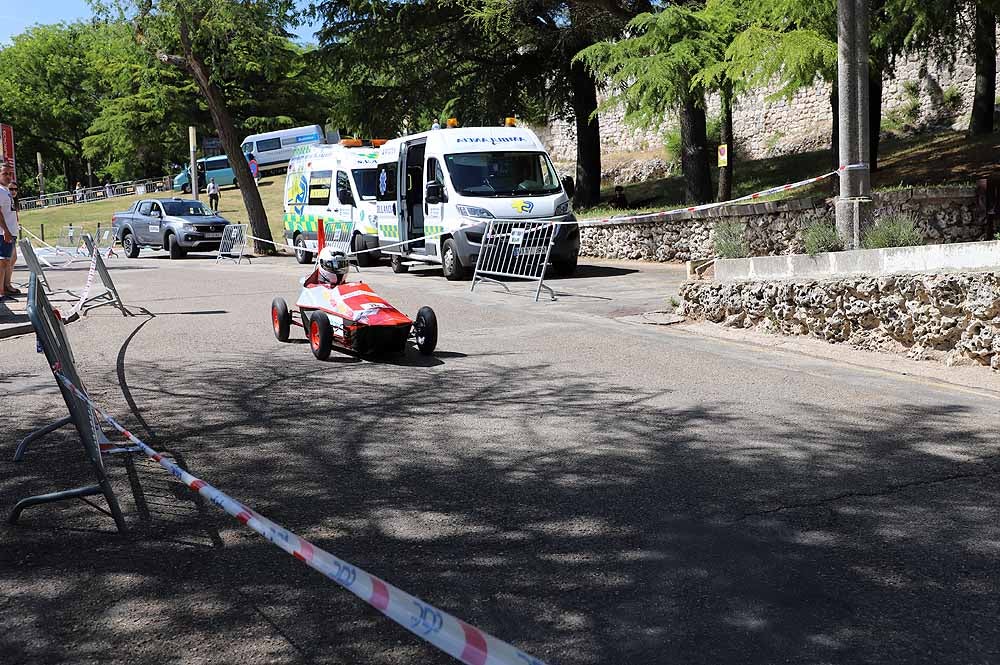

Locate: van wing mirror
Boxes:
[561,175,575,199]
[337,187,354,205]
[426,181,445,205]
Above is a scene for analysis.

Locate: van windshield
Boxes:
[162,201,215,217]
[352,169,378,200]
[444,151,561,197]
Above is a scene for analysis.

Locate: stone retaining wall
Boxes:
[579,186,980,262]
[679,272,1000,369]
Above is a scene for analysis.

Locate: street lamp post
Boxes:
[835,0,873,249]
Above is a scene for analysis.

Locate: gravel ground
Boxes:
[2,253,999,665]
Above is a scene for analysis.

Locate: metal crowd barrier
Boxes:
[17,177,171,212]
[92,227,119,258]
[80,234,131,317]
[471,219,557,302]
[322,220,360,271]
[56,225,88,258]
[216,224,250,264]
[17,239,56,294]
[10,275,129,532]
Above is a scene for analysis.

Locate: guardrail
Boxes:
[17,177,174,212]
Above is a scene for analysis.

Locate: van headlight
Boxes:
[456,205,495,219]
[555,201,571,216]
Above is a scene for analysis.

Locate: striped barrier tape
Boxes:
[50,368,550,665]
[21,227,81,268]
[62,249,100,319]
[246,163,867,259]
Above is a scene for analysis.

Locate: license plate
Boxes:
[515,246,547,256]
[204,232,223,239]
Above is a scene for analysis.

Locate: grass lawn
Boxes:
[17,177,290,248]
[582,129,1000,219]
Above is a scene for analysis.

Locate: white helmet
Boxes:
[318,247,350,284]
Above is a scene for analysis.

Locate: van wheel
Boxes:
[550,253,578,277]
[390,255,408,273]
[294,234,312,264]
[442,239,467,281]
[181,183,191,194]
[308,311,333,361]
[352,233,372,267]
[122,232,140,259]
[168,234,186,259]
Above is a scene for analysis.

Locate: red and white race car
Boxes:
[270,265,437,360]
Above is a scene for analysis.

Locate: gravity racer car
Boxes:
[270,249,438,360]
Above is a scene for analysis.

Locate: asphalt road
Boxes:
[2,252,999,665]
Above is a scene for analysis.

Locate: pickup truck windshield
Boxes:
[352,169,378,200]
[444,151,561,197]
[162,201,214,216]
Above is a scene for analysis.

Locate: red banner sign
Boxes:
[0,124,14,176]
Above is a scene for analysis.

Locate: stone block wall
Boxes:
[579,187,980,262]
[679,272,1000,369]
[533,28,1000,163]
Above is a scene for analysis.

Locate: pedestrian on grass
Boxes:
[0,165,21,297]
[74,181,84,203]
[207,177,220,212]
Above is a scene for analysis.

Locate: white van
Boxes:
[374,126,579,280]
[241,124,329,175]
[282,141,382,266]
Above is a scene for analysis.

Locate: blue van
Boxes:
[173,155,237,193]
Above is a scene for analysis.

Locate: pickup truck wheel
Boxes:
[168,234,186,259]
[271,298,291,342]
[352,233,372,267]
[442,239,467,281]
[308,311,333,361]
[294,234,312,264]
[390,255,409,273]
[413,306,438,355]
[122,232,140,259]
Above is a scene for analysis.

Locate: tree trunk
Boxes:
[176,19,275,253]
[868,65,883,173]
[679,97,712,204]
[970,3,997,135]
[717,86,734,202]
[569,59,602,208]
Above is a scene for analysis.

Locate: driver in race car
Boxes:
[317,247,351,286]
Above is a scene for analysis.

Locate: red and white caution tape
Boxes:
[61,249,100,318]
[248,163,868,258]
[52,369,549,665]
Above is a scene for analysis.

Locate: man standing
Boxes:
[0,164,20,297]
[207,177,220,212]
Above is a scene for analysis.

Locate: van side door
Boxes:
[424,157,446,236]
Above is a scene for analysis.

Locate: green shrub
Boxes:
[862,214,924,249]
[903,80,920,100]
[714,221,749,258]
[802,220,843,256]
[942,86,963,113]
[663,127,682,163]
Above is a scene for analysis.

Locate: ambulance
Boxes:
[374,125,579,280]
[282,140,383,265]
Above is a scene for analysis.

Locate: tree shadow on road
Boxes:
[2,353,999,665]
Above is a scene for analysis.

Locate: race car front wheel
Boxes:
[413,306,438,355]
[271,298,291,342]
[309,311,333,361]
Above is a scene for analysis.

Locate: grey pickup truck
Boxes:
[112,198,231,259]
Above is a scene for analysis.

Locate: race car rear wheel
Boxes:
[413,306,438,355]
[271,298,291,342]
[309,311,333,361]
